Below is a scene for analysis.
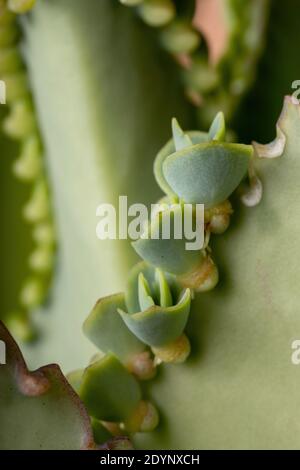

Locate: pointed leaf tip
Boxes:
[209,111,226,141]
[171,117,192,151]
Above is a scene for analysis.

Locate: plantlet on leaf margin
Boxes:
[133,114,250,291]
[83,261,192,371]
[80,111,263,436]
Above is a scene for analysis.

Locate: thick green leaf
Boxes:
[0,322,95,450]
[132,206,205,275]
[79,354,142,422]
[154,129,209,199]
[163,142,252,207]
[119,288,191,347]
[83,293,145,362]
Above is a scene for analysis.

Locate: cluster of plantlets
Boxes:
[119,0,270,125]
[66,110,263,445]
[0,0,268,342]
[0,0,55,340]
[1,0,299,451]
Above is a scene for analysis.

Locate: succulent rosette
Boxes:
[84,261,191,356]
[119,261,191,347]
[154,112,253,207]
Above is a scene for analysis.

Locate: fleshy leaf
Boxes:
[79,354,142,422]
[119,288,191,347]
[154,129,209,199]
[0,322,95,450]
[163,142,252,207]
[132,206,205,275]
[125,261,175,313]
[83,293,145,363]
[119,262,191,347]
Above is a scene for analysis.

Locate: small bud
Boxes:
[123,400,159,434]
[184,59,219,94]
[8,0,36,14]
[138,0,175,28]
[160,21,200,54]
[205,200,233,234]
[152,334,191,364]
[127,351,156,381]
[28,245,54,272]
[13,136,42,181]
[32,222,55,245]
[3,71,28,102]
[23,179,50,223]
[20,277,45,308]
[3,99,36,139]
[179,256,219,292]
[209,213,230,234]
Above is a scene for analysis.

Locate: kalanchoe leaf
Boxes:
[119,288,191,347]
[79,354,142,423]
[163,141,252,207]
[154,126,209,198]
[132,205,205,275]
[154,115,252,207]
[0,322,95,450]
[119,261,191,347]
[83,293,145,363]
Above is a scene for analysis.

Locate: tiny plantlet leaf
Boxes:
[208,112,226,141]
[79,354,142,422]
[118,288,191,347]
[163,142,252,207]
[171,117,192,151]
[83,293,145,363]
[118,262,191,347]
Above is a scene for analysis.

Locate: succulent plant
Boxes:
[1,0,300,451]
